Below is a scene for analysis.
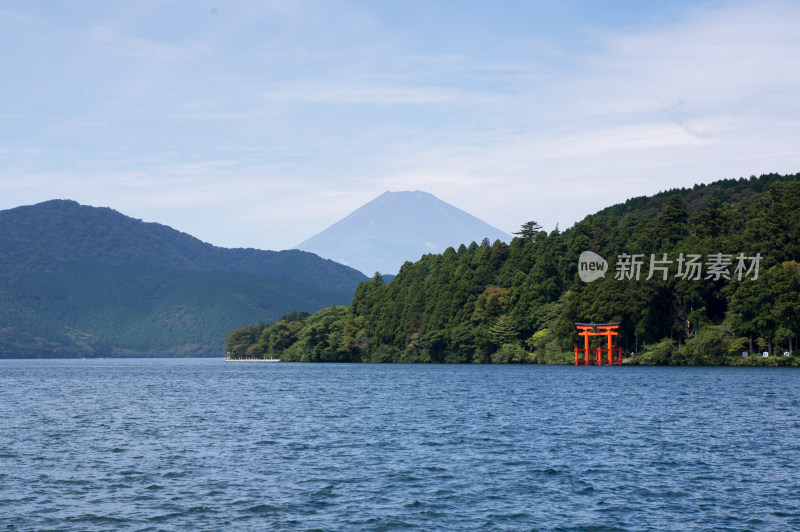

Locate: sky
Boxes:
[2,0,799,251]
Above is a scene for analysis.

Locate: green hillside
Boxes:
[0,200,364,292]
[226,173,800,365]
[0,200,366,357]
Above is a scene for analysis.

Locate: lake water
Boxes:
[1,359,799,531]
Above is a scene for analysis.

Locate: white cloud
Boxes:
[80,24,212,61]
[1,1,798,250]
[260,81,465,105]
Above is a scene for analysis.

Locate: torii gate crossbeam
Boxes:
[574,322,622,365]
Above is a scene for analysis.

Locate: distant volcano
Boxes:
[295,191,511,276]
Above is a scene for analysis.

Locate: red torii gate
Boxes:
[574,322,623,365]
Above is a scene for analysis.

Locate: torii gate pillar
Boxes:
[574,322,622,365]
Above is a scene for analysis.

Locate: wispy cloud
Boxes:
[260,81,466,105]
[80,24,212,61]
[0,1,798,250]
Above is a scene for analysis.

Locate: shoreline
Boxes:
[224,358,280,362]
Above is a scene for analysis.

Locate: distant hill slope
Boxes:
[295,191,512,275]
[0,200,367,358]
[593,172,800,219]
[0,199,364,292]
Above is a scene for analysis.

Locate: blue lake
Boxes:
[1,359,799,530]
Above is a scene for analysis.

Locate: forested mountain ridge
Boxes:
[227,173,800,365]
[593,173,787,219]
[0,200,364,292]
[0,200,367,358]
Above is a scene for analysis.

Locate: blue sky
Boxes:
[2,1,799,250]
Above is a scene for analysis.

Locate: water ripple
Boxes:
[1,361,799,530]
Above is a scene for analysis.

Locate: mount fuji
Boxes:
[296,191,512,276]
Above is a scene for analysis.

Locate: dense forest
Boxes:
[226,173,800,365]
[0,200,365,357]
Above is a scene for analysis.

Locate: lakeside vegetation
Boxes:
[226,173,800,365]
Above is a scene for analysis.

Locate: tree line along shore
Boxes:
[226,174,800,365]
